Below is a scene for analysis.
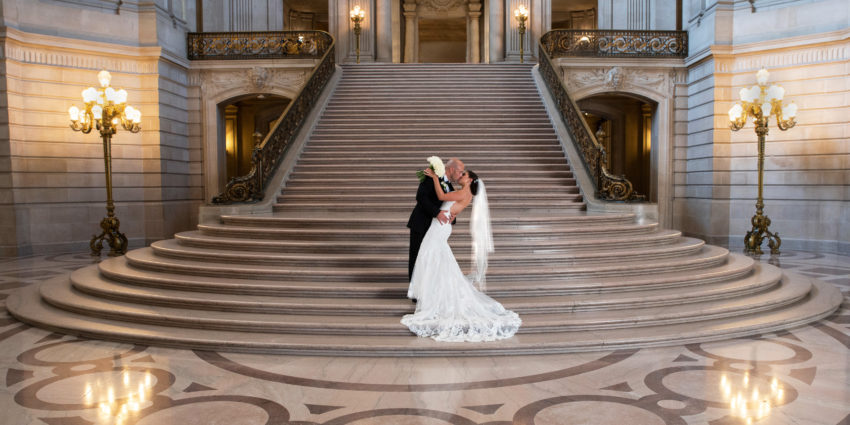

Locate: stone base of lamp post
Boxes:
[90,215,128,257]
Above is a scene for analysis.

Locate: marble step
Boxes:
[272,201,586,214]
[8,272,841,356]
[54,271,785,331]
[295,158,569,167]
[312,126,555,134]
[301,145,564,153]
[288,167,572,176]
[124,244,728,282]
[334,81,537,87]
[334,79,536,86]
[174,229,682,254]
[66,263,781,317]
[293,158,572,170]
[319,108,550,116]
[329,92,543,99]
[329,92,544,99]
[196,222,659,241]
[320,100,544,106]
[322,112,549,120]
[96,254,755,298]
[276,193,584,205]
[306,137,560,144]
[216,212,639,228]
[303,137,562,143]
[151,237,705,268]
[284,177,578,188]
[300,145,564,153]
[280,185,581,195]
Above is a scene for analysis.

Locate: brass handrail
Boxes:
[202,31,336,204]
[538,31,650,201]
[540,29,687,58]
[188,30,332,60]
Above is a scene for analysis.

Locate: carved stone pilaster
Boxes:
[468,1,482,63]
[403,1,417,63]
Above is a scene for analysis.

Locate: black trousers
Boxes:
[409,230,426,282]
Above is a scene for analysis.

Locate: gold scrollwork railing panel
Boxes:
[188,31,332,60]
[539,31,653,202]
[541,29,687,58]
[204,32,336,204]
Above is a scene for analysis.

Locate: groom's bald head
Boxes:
[446,158,465,182]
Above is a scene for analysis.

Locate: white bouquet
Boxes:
[416,156,445,183]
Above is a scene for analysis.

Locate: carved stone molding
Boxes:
[418,0,467,12]
[194,68,308,97]
[0,30,161,74]
[250,67,269,90]
[564,66,673,98]
[605,67,623,90]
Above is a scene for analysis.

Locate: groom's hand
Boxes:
[437,211,450,224]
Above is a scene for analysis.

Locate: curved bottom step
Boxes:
[6,271,842,357]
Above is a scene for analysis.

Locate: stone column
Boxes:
[488,0,504,62]
[392,0,401,62]
[469,1,481,63]
[403,1,417,63]
[376,0,392,62]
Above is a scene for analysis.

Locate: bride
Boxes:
[402,168,521,342]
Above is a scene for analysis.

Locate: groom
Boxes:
[407,157,465,290]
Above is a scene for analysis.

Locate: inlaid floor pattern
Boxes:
[6,64,842,355]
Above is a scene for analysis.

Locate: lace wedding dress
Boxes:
[402,201,521,342]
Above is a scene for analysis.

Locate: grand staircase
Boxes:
[8,64,841,356]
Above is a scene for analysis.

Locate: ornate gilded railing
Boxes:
[204,32,336,204]
[538,32,648,201]
[541,29,687,58]
[188,31,332,60]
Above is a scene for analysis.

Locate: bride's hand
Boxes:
[423,168,437,179]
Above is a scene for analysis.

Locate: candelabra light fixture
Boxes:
[350,5,365,64]
[68,70,142,256]
[514,5,529,63]
[728,68,797,256]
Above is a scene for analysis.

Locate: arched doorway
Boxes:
[218,94,291,184]
[578,94,657,201]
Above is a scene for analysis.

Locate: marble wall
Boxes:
[201,0,285,32]
[0,0,200,256]
[0,0,847,257]
[676,0,850,254]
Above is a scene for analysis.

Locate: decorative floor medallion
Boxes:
[1,251,848,424]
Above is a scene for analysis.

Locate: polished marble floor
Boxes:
[1,251,848,425]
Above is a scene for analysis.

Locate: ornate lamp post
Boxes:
[68,70,142,256]
[514,5,529,63]
[350,5,365,64]
[728,68,797,256]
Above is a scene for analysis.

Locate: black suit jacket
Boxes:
[407,177,454,234]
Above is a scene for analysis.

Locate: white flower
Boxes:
[427,156,445,178]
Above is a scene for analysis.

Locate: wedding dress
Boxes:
[402,200,521,342]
